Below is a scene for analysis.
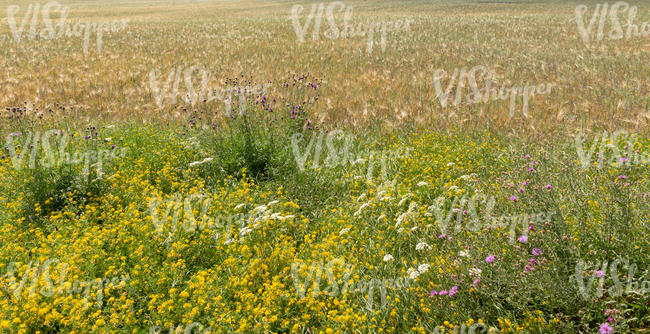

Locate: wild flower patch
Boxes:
[4,129,127,181]
[3,258,128,310]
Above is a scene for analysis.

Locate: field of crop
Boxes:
[0,0,648,333]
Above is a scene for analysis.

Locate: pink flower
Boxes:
[449,286,458,296]
[607,317,615,323]
[439,290,448,296]
[596,270,604,277]
[545,184,552,189]
[599,323,613,334]
[620,157,628,163]
[429,290,438,296]
[617,175,626,180]
[473,278,480,285]
[438,234,446,239]
[524,155,531,159]
[510,195,517,202]
[528,167,535,172]
[532,248,542,256]
[485,255,495,263]
[522,181,528,186]
[518,235,528,243]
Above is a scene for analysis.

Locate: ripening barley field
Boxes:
[0,0,648,333]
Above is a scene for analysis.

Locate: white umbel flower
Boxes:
[383,254,394,262]
[459,250,469,257]
[417,181,428,187]
[415,242,430,251]
[407,268,419,280]
[339,228,350,235]
[418,263,430,274]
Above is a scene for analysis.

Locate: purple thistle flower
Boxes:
[599,323,613,334]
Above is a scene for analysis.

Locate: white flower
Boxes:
[417,181,428,187]
[378,214,386,221]
[459,251,469,257]
[234,203,246,210]
[415,242,430,251]
[469,267,482,277]
[447,185,459,192]
[189,157,214,167]
[357,193,367,202]
[446,162,455,167]
[104,137,112,142]
[418,263,430,274]
[339,228,350,235]
[252,205,268,214]
[397,228,405,233]
[407,268,419,280]
[411,226,419,232]
[383,254,394,262]
[267,200,279,206]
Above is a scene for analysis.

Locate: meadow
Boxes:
[0,0,648,333]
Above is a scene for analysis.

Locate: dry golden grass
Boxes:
[0,0,648,138]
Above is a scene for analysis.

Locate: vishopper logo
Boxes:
[290,258,411,311]
[433,65,556,117]
[575,2,649,44]
[2,258,129,310]
[420,193,553,243]
[6,1,129,53]
[149,322,212,334]
[290,1,413,53]
[290,129,410,180]
[148,64,271,112]
[148,195,292,245]
[3,130,128,182]
[574,258,648,300]
[574,130,648,170]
